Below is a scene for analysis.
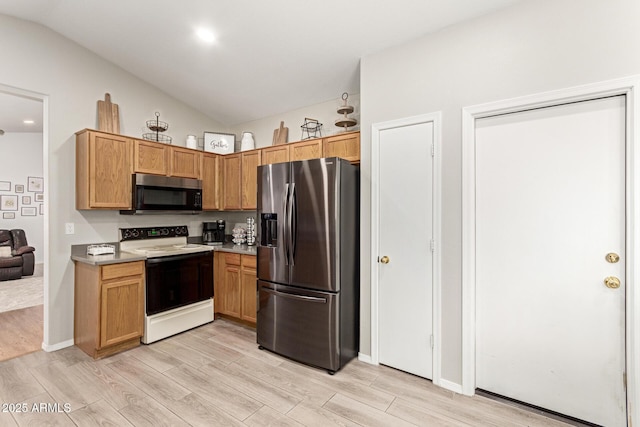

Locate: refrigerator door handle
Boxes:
[290,183,297,265]
[283,183,290,265]
[261,286,327,304]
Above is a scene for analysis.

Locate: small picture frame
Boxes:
[0,195,18,211]
[35,193,44,202]
[27,176,44,192]
[21,207,37,216]
[0,181,10,192]
[204,132,235,155]
[15,184,24,193]
[39,204,43,215]
[2,212,15,219]
[22,196,31,205]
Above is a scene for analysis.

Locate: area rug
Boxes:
[0,263,43,313]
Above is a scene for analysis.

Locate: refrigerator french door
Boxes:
[256,157,359,373]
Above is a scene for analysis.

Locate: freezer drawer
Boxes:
[257,281,340,372]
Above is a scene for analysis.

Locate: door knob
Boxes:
[604,276,621,289]
[605,253,620,263]
[380,256,390,264]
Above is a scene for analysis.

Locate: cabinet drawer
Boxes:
[224,253,241,266]
[101,261,145,281]
[242,255,256,269]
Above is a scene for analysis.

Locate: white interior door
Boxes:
[378,121,433,379]
[475,96,627,426]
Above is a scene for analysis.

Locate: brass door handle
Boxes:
[604,276,620,289]
[380,256,390,264]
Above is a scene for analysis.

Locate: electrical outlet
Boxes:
[65,223,75,235]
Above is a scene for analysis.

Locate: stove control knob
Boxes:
[161,228,169,236]
[132,230,139,238]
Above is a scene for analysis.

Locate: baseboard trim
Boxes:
[358,352,374,365]
[439,378,464,394]
[42,339,73,352]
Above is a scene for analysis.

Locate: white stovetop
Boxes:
[120,237,213,258]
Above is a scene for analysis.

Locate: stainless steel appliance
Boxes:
[256,157,359,374]
[120,174,202,215]
[119,225,214,344]
[202,220,226,245]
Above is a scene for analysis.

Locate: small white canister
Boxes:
[241,132,255,151]
[186,135,197,149]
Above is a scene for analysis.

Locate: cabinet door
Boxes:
[202,153,221,210]
[241,150,261,210]
[134,140,167,175]
[261,145,289,165]
[290,139,323,161]
[89,132,132,208]
[170,146,201,178]
[100,275,143,348]
[222,260,241,318]
[223,153,242,210]
[324,132,360,163]
[241,255,257,323]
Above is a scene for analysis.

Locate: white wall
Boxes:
[360,0,640,385]
[0,14,227,349]
[228,95,360,149]
[0,132,44,263]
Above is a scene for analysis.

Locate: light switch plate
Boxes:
[65,223,74,234]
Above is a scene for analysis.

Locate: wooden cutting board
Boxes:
[272,121,288,145]
[97,93,120,134]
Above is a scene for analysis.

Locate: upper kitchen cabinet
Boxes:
[241,150,261,210]
[133,139,168,175]
[169,146,201,179]
[76,129,132,209]
[324,131,360,164]
[261,145,289,165]
[289,138,323,161]
[202,152,221,210]
[222,153,242,210]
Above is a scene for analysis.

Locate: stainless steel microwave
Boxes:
[120,174,202,215]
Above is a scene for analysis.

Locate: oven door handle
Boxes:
[261,287,327,303]
[145,251,210,264]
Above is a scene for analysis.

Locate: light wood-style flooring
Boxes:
[0,304,43,362]
[0,319,572,426]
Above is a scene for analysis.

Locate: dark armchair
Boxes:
[0,229,35,281]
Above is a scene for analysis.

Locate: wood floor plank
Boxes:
[29,360,103,411]
[67,399,135,426]
[199,361,302,414]
[105,357,190,404]
[150,338,219,369]
[0,305,42,362]
[230,355,337,407]
[127,344,183,373]
[286,399,362,427]
[0,358,45,402]
[387,397,476,426]
[163,363,263,421]
[323,393,416,427]
[118,395,190,427]
[244,405,305,427]
[0,413,18,426]
[207,330,282,367]
[172,331,243,364]
[161,392,247,426]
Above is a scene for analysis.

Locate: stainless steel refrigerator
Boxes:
[256,157,359,374]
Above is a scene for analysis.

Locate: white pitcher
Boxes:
[241,132,255,151]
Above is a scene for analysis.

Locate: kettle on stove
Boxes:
[203,220,225,245]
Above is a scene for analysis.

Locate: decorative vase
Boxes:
[186,135,197,149]
[241,132,255,151]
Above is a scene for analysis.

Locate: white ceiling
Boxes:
[0,0,523,128]
[0,92,43,134]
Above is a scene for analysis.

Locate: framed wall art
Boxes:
[27,176,44,192]
[15,184,24,193]
[203,132,235,155]
[2,212,15,219]
[39,204,43,215]
[21,207,37,216]
[0,195,18,211]
[0,181,10,192]
[22,196,31,205]
[35,193,44,202]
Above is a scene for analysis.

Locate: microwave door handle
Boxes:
[283,183,289,266]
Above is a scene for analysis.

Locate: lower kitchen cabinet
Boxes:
[74,261,144,358]
[214,252,256,325]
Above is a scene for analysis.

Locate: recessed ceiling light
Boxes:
[23,120,34,124]
[196,28,215,44]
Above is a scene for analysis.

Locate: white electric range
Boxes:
[120,226,214,344]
